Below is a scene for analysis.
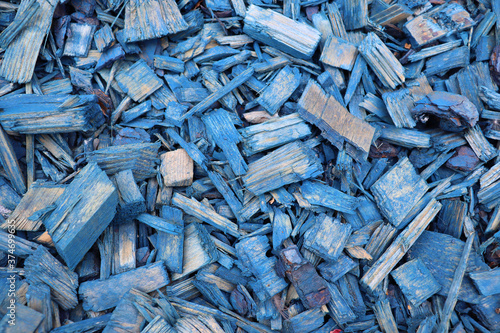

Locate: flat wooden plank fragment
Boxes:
[240,113,311,156]
[86,142,160,181]
[469,268,500,296]
[404,3,473,47]
[79,261,169,311]
[255,65,301,115]
[298,80,375,160]
[303,214,352,261]
[43,163,118,270]
[371,157,428,228]
[0,0,58,83]
[391,258,441,306]
[243,5,321,60]
[1,181,65,231]
[0,94,105,135]
[300,181,359,214]
[160,149,194,186]
[242,140,323,196]
[125,0,188,42]
[320,36,357,71]
[115,59,163,102]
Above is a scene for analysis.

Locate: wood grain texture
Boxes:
[242,140,323,196]
[0,94,105,135]
[115,59,163,102]
[0,125,26,194]
[391,258,441,306]
[407,231,489,304]
[43,163,118,270]
[371,157,428,228]
[171,222,219,281]
[157,206,184,274]
[79,261,169,312]
[160,149,194,187]
[243,5,321,60]
[320,36,357,71]
[298,80,375,160]
[1,181,65,231]
[303,214,352,261]
[125,0,188,42]
[360,199,442,292]
[25,246,79,310]
[0,0,58,83]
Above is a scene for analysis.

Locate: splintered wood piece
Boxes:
[240,113,311,156]
[172,193,240,237]
[112,169,146,223]
[115,59,163,102]
[160,149,194,187]
[63,23,95,57]
[235,236,288,301]
[358,33,405,89]
[339,0,368,30]
[255,65,301,115]
[276,244,330,309]
[157,206,184,274]
[300,181,359,214]
[125,0,188,42]
[0,94,105,135]
[2,181,65,231]
[303,214,352,261]
[79,262,169,312]
[94,24,115,52]
[0,0,58,83]
[171,222,219,281]
[25,246,79,310]
[391,258,441,306]
[243,5,321,60]
[242,140,323,196]
[202,109,247,176]
[320,36,358,71]
[298,80,375,160]
[360,199,442,292]
[371,157,428,228]
[318,254,357,283]
[86,142,160,181]
[42,163,118,270]
[0,0,40,49]
[374,296,398,333]
[0,125,26,194]
[112,221,136,275]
